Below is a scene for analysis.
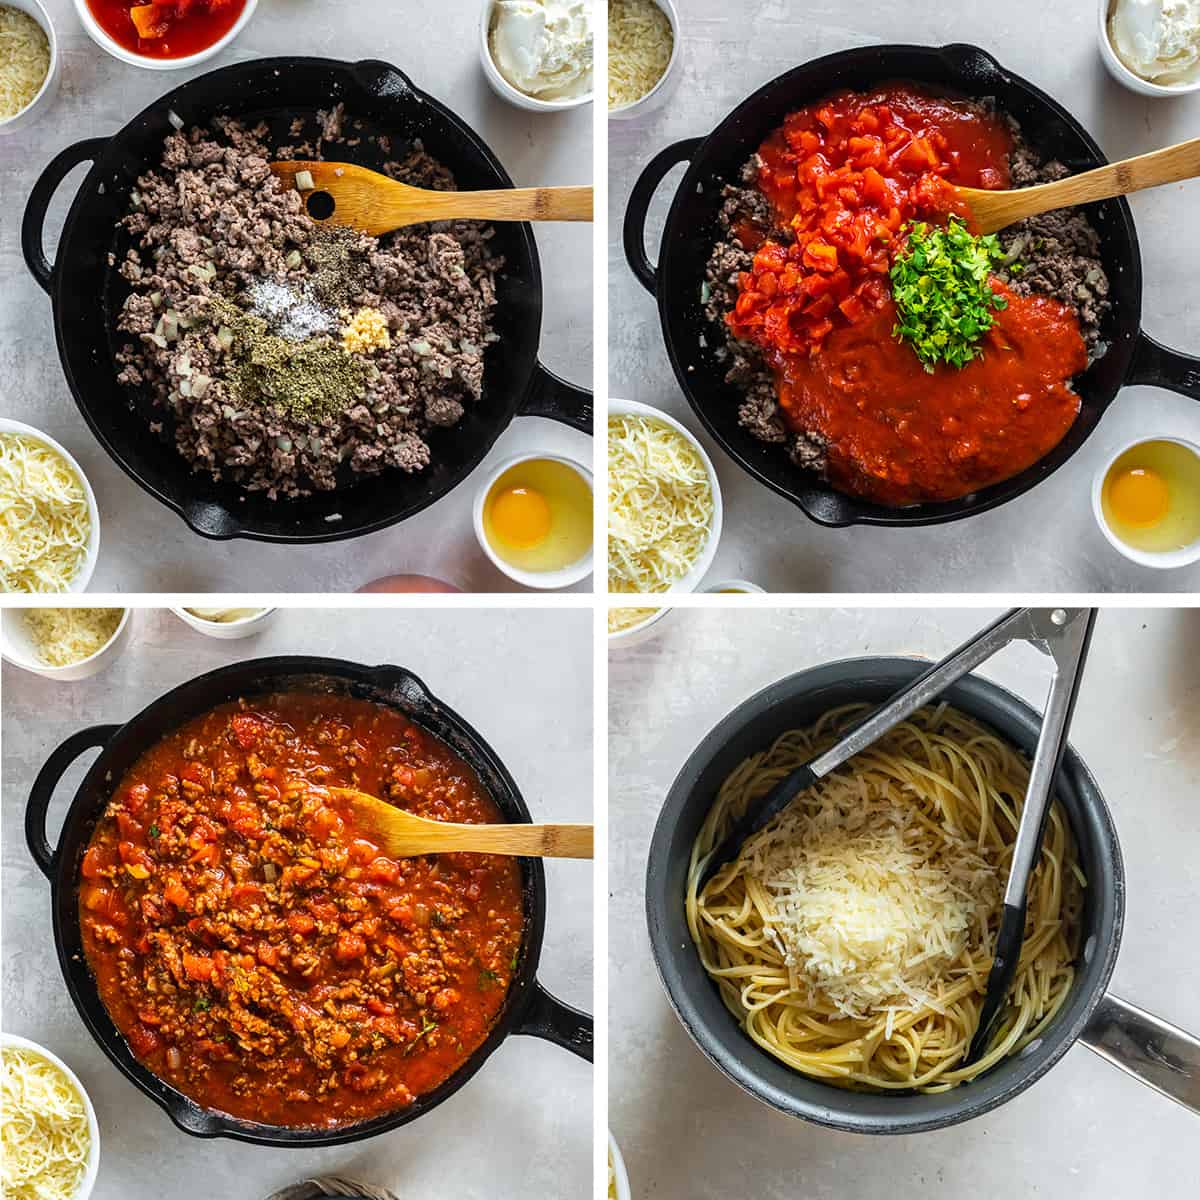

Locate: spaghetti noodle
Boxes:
[686,703,1084,1091]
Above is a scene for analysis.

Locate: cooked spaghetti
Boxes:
[686,703,1084,1091]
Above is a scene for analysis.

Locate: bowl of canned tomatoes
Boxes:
[74,0,258,69]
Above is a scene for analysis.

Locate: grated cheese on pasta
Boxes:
[608,0,673,108]
[0,6,50,121]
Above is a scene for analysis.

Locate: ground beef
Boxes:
[704,111,1111,477]
[114,114,502,499]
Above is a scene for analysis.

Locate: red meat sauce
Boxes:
[85,0,246,60]
[726,83,1086,506]
[78,693,524,1129]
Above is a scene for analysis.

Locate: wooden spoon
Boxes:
[956,137,1200,235]
[327,787,593,859]
[270,160,593,236]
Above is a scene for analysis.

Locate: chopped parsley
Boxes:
[148,824,160,839]
[478,968,500,990]
[890,218,1010,372]
[193,996,210,1012]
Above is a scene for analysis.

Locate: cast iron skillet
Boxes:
[624,44,1200,528]
[646,657,1200,1133]
[25,656,592,1147]
[21,57,592,544]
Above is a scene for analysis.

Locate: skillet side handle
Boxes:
[26,725,120,879]
[517,980,593,1062]
[1079,993,1200,1116]
[623,138,703,295]
[1127,331,1200,400]
[22,139,109,295]
[519,361,593,434]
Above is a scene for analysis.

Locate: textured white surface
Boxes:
[0,0,592,592]
[608,606,1200,1197]
[609,0,1200,592]
[1,606,593,1200]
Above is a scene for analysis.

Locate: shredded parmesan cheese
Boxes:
[1,1046,91,1200]
[22,607,122,667]
[0,6,49,121]
[608,606,659,634]
[608,414,714,593]
[747,790,1001,1024]
[0,433,92,594]
[608,0,673,108]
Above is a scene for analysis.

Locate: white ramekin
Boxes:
[608,1131,632,1199]
[170,606,278,639]
[1,606,132,681]
[607,604,672,651]
[701,579,765,594]
[0,418,100,593]
[73,0,258,71]
[608,0,682,120]
[1091,435,1200,569]
[1097,0,1200,96]
[473,452,594,590]
[608,398,723,594]
[479,1,594,112]
[0,1033,100,1200]
[0,0,60,134]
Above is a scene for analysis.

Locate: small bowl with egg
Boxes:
[1092,435,1200,568]
[1098,0,1200,96]
[0,418,100,593]
[608,0,682,120]
[474,453,594,589]
[480,0,594,112]
[608,1130,632,1199]
[1,607,131,681]
[171,606,277,639]
[0,0,60,134]
[608,604,672,651]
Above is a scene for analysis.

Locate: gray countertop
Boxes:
[608,0,1200,593]
[608,606,1200,1197]
[0,0,593,593]
[1,606,593,1199]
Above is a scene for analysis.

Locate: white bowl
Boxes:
[473,452,594,590]
[479,0,594,112]
[1097,0,1200,96]
[170,606,278,639]
[608,0,682,120]
[608,1131,632,1199]
[701,579,765,594]
[1,607,132,680]
[607,604,672,651]
[0,418,100,593]
[0,0,60,134]
[0,1033,100,1200]
[1091,435,1200,568]
[607,398,723,594]
[73,0,258,71]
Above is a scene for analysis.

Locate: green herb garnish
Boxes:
[890,218,1009,372]
[431,909,447,928]
[148,825,160,839]
[193,996,210,1012]
[479,968,500,989]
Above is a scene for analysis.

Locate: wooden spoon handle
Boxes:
[390,185,594,223]
[426,822,594,858]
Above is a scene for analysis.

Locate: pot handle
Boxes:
[26,725,120,879]
[22,138,108,295]
[1079,992,1200,1116]
[517,979,593,1062]
[623,137,703,295]
[1127,331,1200,400]
[518,361,593,433]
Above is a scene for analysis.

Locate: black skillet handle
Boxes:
[1127,332,1200,401]
[26,725,120,879]
[517,980,593,1062]
[519,361,593,434]
[22,138,109,295]
[623,138,703,295]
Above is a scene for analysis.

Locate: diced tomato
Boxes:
[230,713,266,749]
[183,953,214,982]
[230,883,263,908]
[286,912,316,936]
[256,942,280,968]
[127,1023,161,1057]
[125,783,151,817]
[81,846,108,879]
[164,881,190,909]
[335,932,367,962]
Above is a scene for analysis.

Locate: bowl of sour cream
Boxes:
[480,0,594,110]
[1099,0,1200,95]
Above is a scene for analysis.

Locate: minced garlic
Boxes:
[342,307,392,354]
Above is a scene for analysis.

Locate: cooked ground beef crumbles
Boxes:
[114,116,502,498]
[703,116,1111,478]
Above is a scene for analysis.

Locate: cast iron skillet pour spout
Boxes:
[20,57,593,545]
[623,43,1200,528]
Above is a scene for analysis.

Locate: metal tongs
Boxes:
[698,606,1098,1068]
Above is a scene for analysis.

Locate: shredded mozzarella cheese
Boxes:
[607,415,714,593]
[608,606,659,634]
[0,6,49,120]
[608,0,673,108]
[22,607,123,667]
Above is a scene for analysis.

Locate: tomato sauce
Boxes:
[79,693,524,1128]
[85,0,246,60]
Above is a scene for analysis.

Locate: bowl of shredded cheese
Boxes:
[608,1131,631,1199]
[608,0,680,119]
[608,399,722,594]
[0,1,59,134]
[608,604,671,649]
[0,420,100,594]
[1,1033,99,1200]
[1,607,131,681]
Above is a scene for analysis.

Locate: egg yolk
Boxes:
[490,486,552,548]
[1108,466,1170,528]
